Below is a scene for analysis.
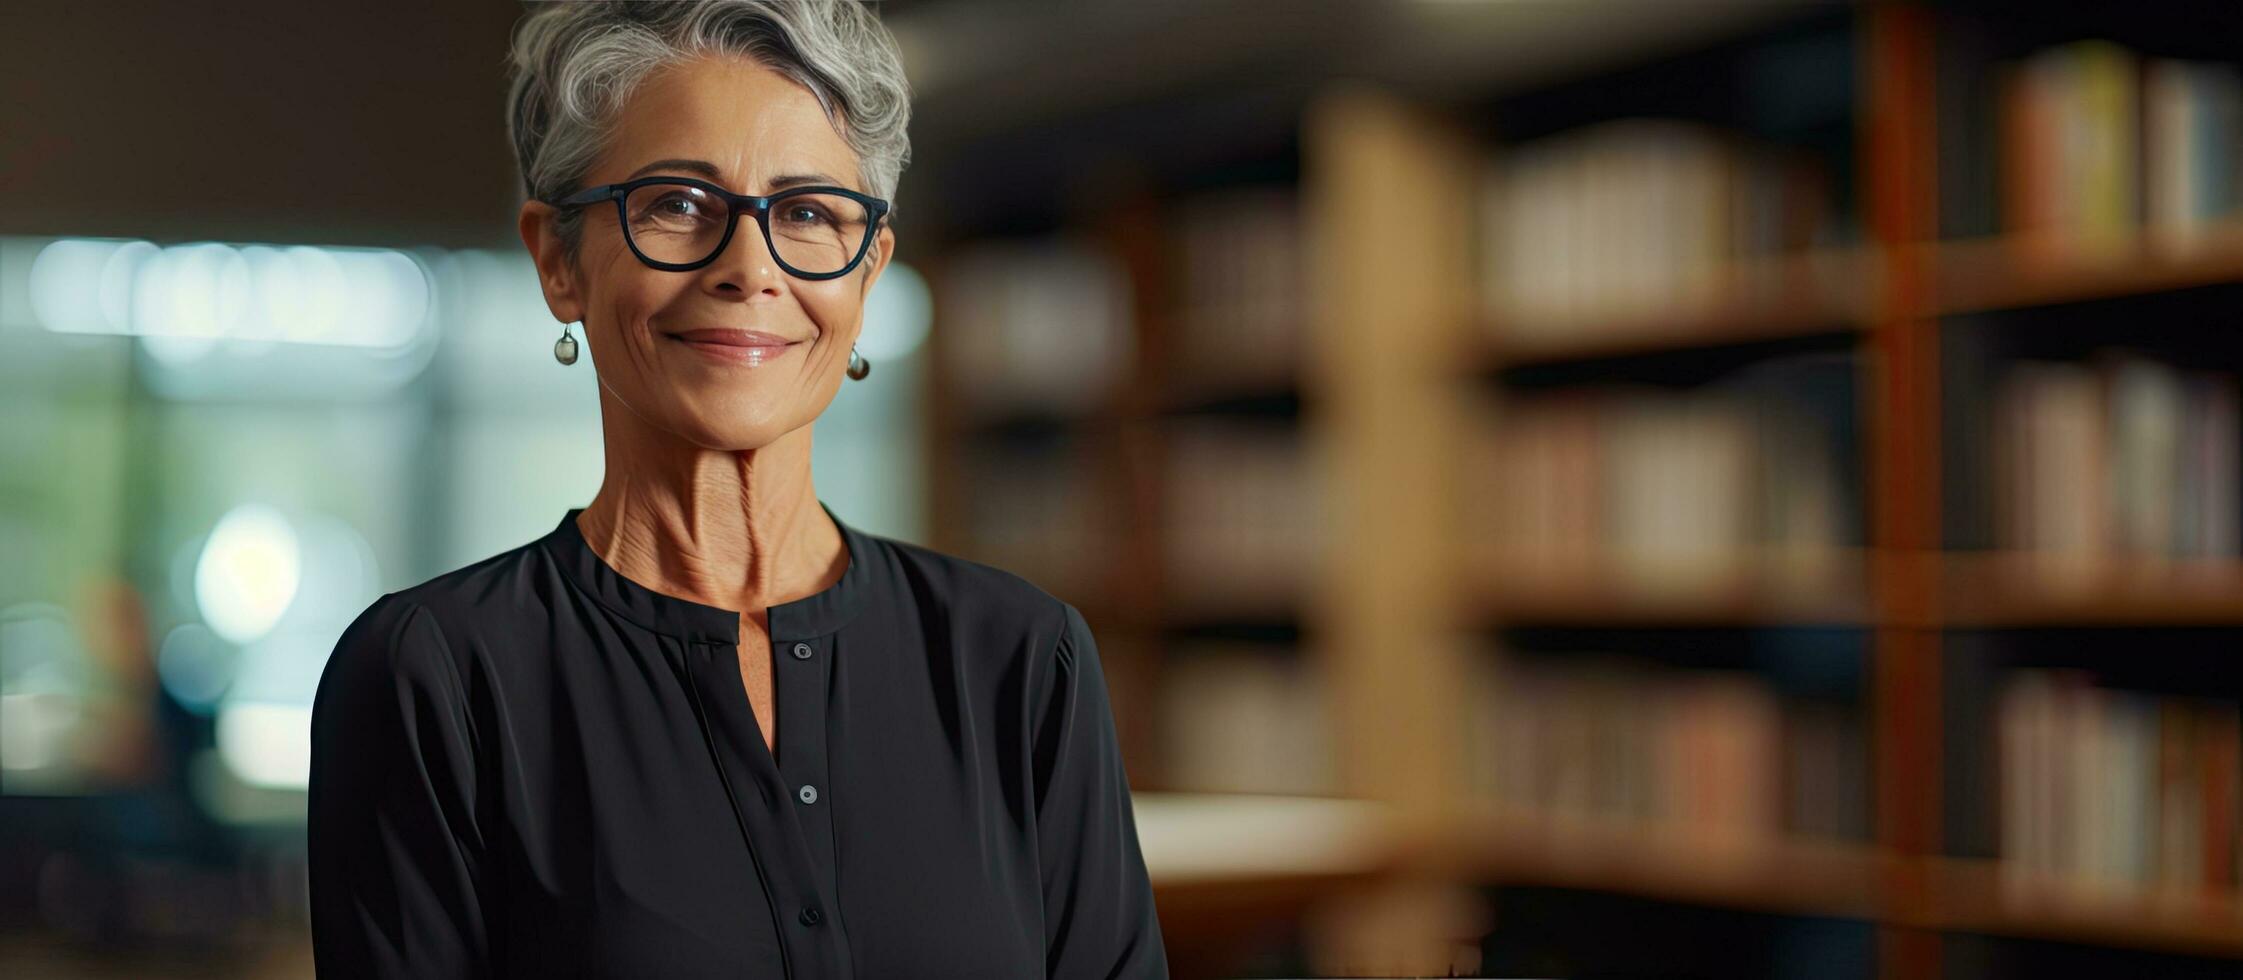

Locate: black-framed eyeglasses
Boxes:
[547,176,890,280]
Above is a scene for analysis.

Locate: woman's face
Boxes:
[521,54,894,451]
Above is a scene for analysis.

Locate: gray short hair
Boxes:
[506,0,913,262]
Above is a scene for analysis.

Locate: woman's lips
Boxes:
[667,328,803,365]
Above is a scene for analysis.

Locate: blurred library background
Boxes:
[14,0,2243,977]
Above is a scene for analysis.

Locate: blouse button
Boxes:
[791,642,813,660]
[798,784,819,804]
[799,905,823,927]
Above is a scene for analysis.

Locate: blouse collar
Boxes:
[542,500,868,645]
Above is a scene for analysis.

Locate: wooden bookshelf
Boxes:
[920,2,2243,977]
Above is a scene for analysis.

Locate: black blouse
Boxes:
[306,503,1168,979]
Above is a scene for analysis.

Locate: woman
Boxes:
[305,3,1167,977]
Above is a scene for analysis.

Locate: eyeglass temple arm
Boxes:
[550,186,618,207]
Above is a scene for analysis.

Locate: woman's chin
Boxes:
[660,403,796,451]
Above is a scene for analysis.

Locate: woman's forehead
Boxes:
[603,55,857,192]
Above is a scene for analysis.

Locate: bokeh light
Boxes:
[193,503,302,646]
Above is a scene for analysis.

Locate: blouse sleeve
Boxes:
[307,593,492,979]
[1031,600,1170,978]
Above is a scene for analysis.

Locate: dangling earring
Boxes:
[554,322,579,365]
[846,345,871,380]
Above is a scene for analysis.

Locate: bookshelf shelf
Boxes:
[1463,551,1873,627]
[1074,602,1305,641]
[935,367,1304,439]
[1912,858,2243,960]
[1937,552,2243,626]
[1157,589,1303,633]
[937,405,1116,441]
[1447,804,1887,921]
[1137,792,1406,978]
[1137,792,1402,885]
[1463,217,2243,374]
[1462,549,2243,629]
[1161,366,1303,416]
[1473,247,1878,371]
[1437,806,2243,962]
[1442,809,2243,961]
[1465,219,2243,373]
[1924,222,2243,318]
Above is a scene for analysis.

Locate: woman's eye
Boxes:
[783,205,829,226]
[633,192,712,224]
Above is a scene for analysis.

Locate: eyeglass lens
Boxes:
[622,183,872,274]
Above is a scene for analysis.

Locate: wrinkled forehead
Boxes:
[598,54,861,196]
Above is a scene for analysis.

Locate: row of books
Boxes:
[1463,653,1868,842]
[1997,669,2241,891]
[2001,40,2243,251]
[953,442,1116,603]
[1464,358,1858,598]
[933,186,1306,422]
[962,348,2239,605]
[1160,420,1317,611]
[1992,352,2241,577]
[935,237,1135,420]
[1158,641,1334,796]
[939,125,1855,414]
[1171,185,1306,390]
[953,420,1315,612]
[1475,118,1841,338]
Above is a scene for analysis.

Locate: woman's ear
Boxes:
[858,222,896,299]
[519,200,586,326]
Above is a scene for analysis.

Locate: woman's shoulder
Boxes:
[321,535,553,686]
[864,530,1081,645]
[867,534,1100,713]
[394,532,556,621]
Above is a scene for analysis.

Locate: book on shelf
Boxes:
[1475,117,1840,341]
[1172,184,1304,391]
[1466,388,1601,587]
[1158,640,1334,796]
[1999,38,2243,254]
[1996,669,2242,894]
[957,442,1114,605]
[1461,649,1867,844]
[1464,352,1857,601]
[1991,351,2241,587]
[935,236,1134,421]
[1162,418,1317,612]
[2145,58,2243,251]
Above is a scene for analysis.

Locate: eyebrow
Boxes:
[623,158,850,194]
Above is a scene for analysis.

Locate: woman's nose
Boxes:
[703,212,786,293]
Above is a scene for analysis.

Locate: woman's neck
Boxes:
[575,389,846,620]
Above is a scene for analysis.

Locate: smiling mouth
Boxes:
[666,331,803,365]
[669,336,800,348]
[667,328,804,347]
